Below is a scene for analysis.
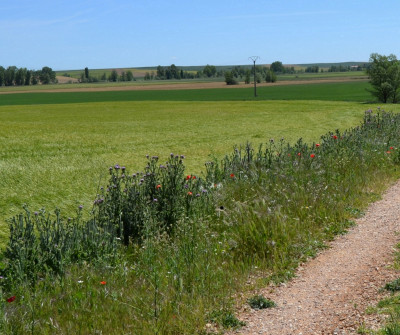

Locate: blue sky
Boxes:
[1,0,400,70]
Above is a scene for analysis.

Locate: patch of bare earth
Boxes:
[55,76,79,84]
[231,180,400,335]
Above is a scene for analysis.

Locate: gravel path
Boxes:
[233,180,400,335]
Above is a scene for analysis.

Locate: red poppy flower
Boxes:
[100,281,106,285]
[230,173,235,178]
[156,184,161,189]
[186,175,191,180]
[7,296,16,303]
[316,143,320,147]
[192,175,196,179]
[390,146,394,150]
[297,152,301,156]
[187,191,193,196]
[288,153,291,157]
[310,154,315,158]
[387,151,392,154]
[333,135,338,140]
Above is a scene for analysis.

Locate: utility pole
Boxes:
[249,56,259,97]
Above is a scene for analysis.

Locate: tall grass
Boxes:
[0,109,400,334]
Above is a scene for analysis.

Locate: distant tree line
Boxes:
[0,66,57,86]
[79,68,136,83]
[328,64,366,72]
[151,64,196,80]
[305,66,319,73]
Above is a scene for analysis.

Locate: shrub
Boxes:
[225,71,238,85]
[266,69,277,83]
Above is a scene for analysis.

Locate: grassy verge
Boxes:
[0,109,399,334]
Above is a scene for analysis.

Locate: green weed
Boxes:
[248,295,276,309]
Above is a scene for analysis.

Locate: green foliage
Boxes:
[0,66,4,86]
[39,66,57,84]
[266,69,277,83]
[95,155,211,245]
[248,295,276,309]
[155,64,195,80]
[209,309,245,329]
[203,64,217,77]
[367,53,400,103]
[244,69,251,84]
[1,207,119,289]
[224,71,238,85]
[270,61,284,73]
[109,69,118,82]
[385,278,400,292]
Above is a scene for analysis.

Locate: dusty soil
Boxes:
[0,77,367,95]
[231,180,400,335]
[56,76,79,84]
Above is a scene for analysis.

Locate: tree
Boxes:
[169,64,179,79]
[126,70,134,81]
[203,64,217,77]
[270,61,284,73]
[31,71,40,85]
[265,69,277,83]
[224,71,237,85]
[4,66,17,86]
[15,68,27,85]
[84,67,89,79]
[156,65,165,79]
[366,53,400,103]
[109,70,118,82]
[39,66,56,84]
[25,70,32,85]
[120,71,126,81]
[244,69,251,84]
[0,66,5,86]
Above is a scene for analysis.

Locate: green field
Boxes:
[3,76,400,334]
[0,81,371,106]
[1,97,398,247]
[0,79,395,246]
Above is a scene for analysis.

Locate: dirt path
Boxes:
[232,180,400,334]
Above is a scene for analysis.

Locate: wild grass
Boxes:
[1,109,400,334]
[0,100,384,247]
